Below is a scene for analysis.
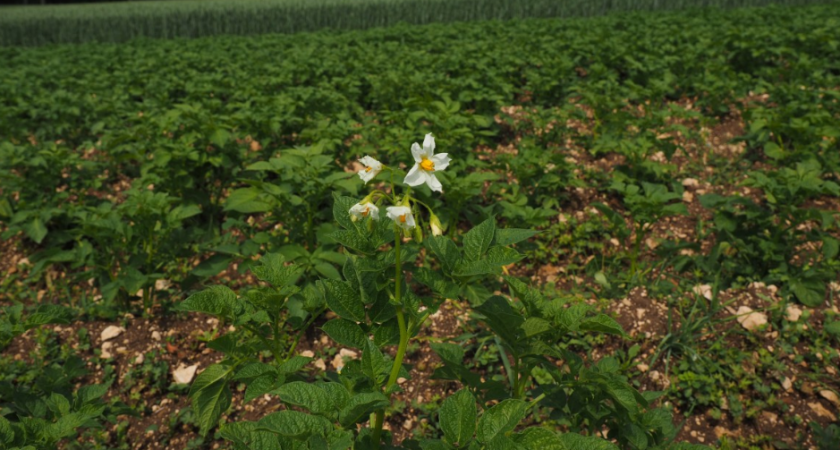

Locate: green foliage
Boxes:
[176,253,322,435]
[0,305,124,450]
[1,0,831,46]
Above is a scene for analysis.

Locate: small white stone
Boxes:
[402,419,414,431]
[820,390,840,407]
[649,370,660,381]
[100,342,113,359]
[172,364,199,384]
[785,305,802,322]
[736,306,767,331]
[692,284,713,300]
[339,348,359,359]
[100,325,125,342]
[313,359,326,371]
[151,331,162,341]
[299,350,315,358]
[637,364,649,373]
[134,353,145,365]
[682,178,699,188]
[782,377,792,391]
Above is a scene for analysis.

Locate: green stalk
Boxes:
[371,227,410,450]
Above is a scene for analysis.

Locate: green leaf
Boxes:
[475,296,524,346]
[790,280,824,307]
[252,255,303,287]
[512,428,566,449]
[622,423,648,450]
[455,247,523,277]
[314,262,342,280]
[486,435,526,450]
[332,229,373,254]
[494,228,538,246]
[558,433,619,450]
[825,321,840,337]
[44,412,89,442]
[224,187,274,213]
[192,254,233,278]
[520,317,552,338]
[257,410,329,440]
[439,389,476,446]
[361,340,387,385]
[557,303,591,332]
[430,343,465,365]
[171,204,202,221]
[189,364,234,436]
[321,319,367,349]
[419,440,454,450]
[233,362,277,381]
[211,128,231,147]
[25,217,48,244]
[463,218,496,261]
[425,235,461,273]
[476,399,527,443]
[764,141,784,159]
[275,382,332,415]
[245,374,278,403]
[322,279,366,322]
[823,236,839,260]
[319,383,350,411]
[332,194,359,231]
[178,285,238,319]
[373,319,400,346]
[579,314,624,336]
[25,304,74,328]
[338,392,389,428]
[603,377,639,415]
[277,356,313,374]
[0,416,13,445]
[75,384,109,406]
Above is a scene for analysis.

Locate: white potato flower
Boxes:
[386,206,415,230]
[404,134,450,192]
[349,202,380,221]
[358,156,383,184]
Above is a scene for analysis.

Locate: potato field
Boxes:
[1,1,839,449]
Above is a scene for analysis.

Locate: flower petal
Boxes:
[410,142,426,162]
[423,133,435,155]
[405,213,416,229]
[430,153,451,172]
[358,169,376,183]
[424,173,443,192]
[404,164,424,186]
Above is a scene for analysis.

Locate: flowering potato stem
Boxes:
[371,227,410,450]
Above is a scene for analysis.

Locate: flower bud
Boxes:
[429,213,444,236]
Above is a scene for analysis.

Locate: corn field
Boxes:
[0,0,835,46]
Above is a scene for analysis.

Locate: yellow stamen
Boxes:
[365,167,372,172]
[362,208,369,217]
[420,157,435,172]
[399,214,406,223]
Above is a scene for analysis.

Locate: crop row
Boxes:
[0,0,834,46]
[1,3,838,310]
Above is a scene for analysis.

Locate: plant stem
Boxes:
[371,227,409,450]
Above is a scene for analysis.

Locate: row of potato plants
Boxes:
[2,3,838,313]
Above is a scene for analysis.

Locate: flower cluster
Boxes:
[350,134,449,231]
